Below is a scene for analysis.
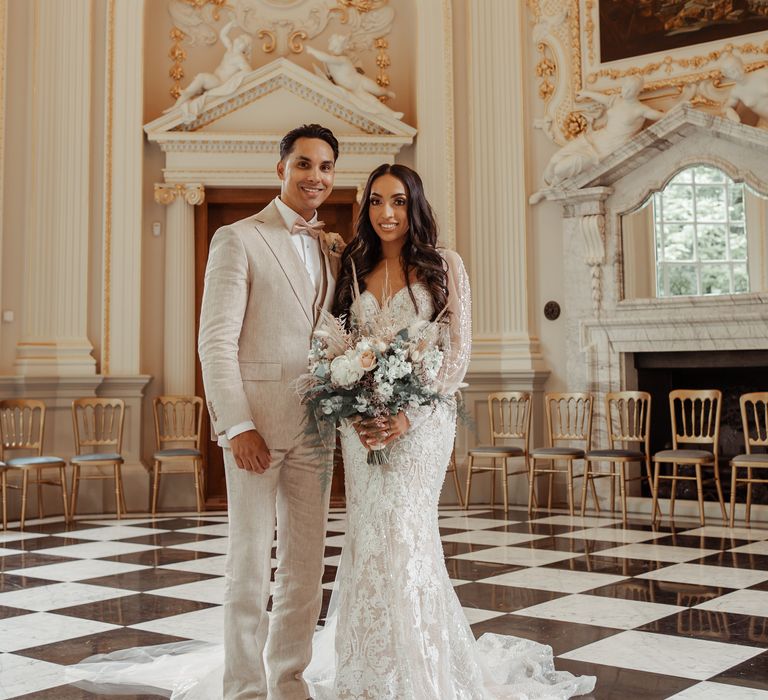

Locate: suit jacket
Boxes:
[198,199,339,449]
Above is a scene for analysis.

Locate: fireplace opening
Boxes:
[634,350,768,505]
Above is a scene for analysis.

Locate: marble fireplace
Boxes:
[533,105,768,521]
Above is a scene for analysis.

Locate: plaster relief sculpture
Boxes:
[167,20,253,120]
[721,53,768,127]
[307,34,402,119]
[540,76,665,189]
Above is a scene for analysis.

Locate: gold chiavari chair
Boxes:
[444,446,465,507]
[651,389,726,526]
[583,391,658,524]
[70,398,126,520]
[730,392,768,526]
[529,392,593,516]
[464,392,532,514]
[152,395,205,513]
[0,399,68,529]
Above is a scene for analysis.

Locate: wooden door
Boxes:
[194,188,358,509]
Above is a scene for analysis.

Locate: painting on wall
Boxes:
[599,1,768,64]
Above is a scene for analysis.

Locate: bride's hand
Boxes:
[357,412,410,447]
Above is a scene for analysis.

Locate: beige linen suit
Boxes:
[198,199,338,700]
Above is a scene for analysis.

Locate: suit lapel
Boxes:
[255,202,315,326]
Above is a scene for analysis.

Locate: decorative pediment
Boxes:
[531,105,768,204]
[144,58,416,189]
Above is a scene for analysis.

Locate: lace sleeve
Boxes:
[437,249,472,396]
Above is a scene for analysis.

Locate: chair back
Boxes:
[544,392,593,449]
[605,391,651,452]
[669,389,721,453]
[0,399,46,458]
[153,396,204,451]
[71,398,125,455]
[739,392,768,455]
[487,392,531,450]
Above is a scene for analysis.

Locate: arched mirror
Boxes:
[622,164,768,300]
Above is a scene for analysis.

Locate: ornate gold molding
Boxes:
[338,0,388,11]
[154,183,206,206]
[375,36,391,97]
[168,0,226,99]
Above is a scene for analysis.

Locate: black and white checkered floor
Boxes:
[0,507,767,699]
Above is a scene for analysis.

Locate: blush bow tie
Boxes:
[291,219,326,239]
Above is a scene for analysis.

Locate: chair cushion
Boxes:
[71,452,123,464]
[653,449,713,463]
[6,456,66,467]
[154,448,202,459]
[587,449,645,460]
[731,453,768,465]
[468,446,525,457]
[531,447,585,458]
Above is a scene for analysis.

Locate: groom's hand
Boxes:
[230,430,271,473]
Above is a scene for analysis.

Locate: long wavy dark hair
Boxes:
[332,164,448,325]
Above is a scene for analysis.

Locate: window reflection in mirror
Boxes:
[622,165,768,300]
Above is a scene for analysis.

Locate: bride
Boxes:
[69,165,595,699]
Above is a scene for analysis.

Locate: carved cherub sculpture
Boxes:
[307,34,402,118]
[720,53,768,126]
[173,20,252,108]
[541,76,665,187]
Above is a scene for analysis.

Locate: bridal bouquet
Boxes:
[297,298,448,479]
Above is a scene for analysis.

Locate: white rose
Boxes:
[330,355,364,388]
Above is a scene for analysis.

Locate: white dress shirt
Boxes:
[222,197,323,445]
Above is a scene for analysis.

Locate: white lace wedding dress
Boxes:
[68,253,595,699]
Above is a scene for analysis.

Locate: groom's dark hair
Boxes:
[280,124,339,162]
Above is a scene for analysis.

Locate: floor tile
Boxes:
[669,681,768,699]
[78,566,217,592]
[709,650,768,692]
[55,592,216,626]
[597,543,719,563]
[436,516,519,530]
[560,629,763,680]
[159,554,228,577]
[553,658,695,699]
[461,606,504,624]
[101,547,219,568]
[0,612,119,652]
[513,592,684,629]
[680,526,768,541]
[637,609,768,648]
[730,540,768,556]
[0,552,76,570]
[470,613,621,656]
[528,515,624,527]
[131,605,224,643]
[167,538,229,554]
[0,532,47,544]
[587,578,734,606]
[440,530,547,546]
[444,558,524,581]
[557,527,666,544]
[7,559,148,583]
[696,589,768,618]
[48,525,171,541]
[0,581,133,612]
[454,581,566,612]
[16,626,188,666]
[543,554,668,576]
[480,567,628,594]
[0,653,68,700]
[147,577,226,605]
[11,683,167,699]
[637,563,768,589]
[34,540,159,559]
[172,523,229,537]
[451,546,580,567]
[695,551,768,571]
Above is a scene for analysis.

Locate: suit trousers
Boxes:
[222,441,331,700]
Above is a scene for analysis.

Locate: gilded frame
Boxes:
[582,2,768,94]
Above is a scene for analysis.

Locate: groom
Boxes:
[198,124,340,700]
